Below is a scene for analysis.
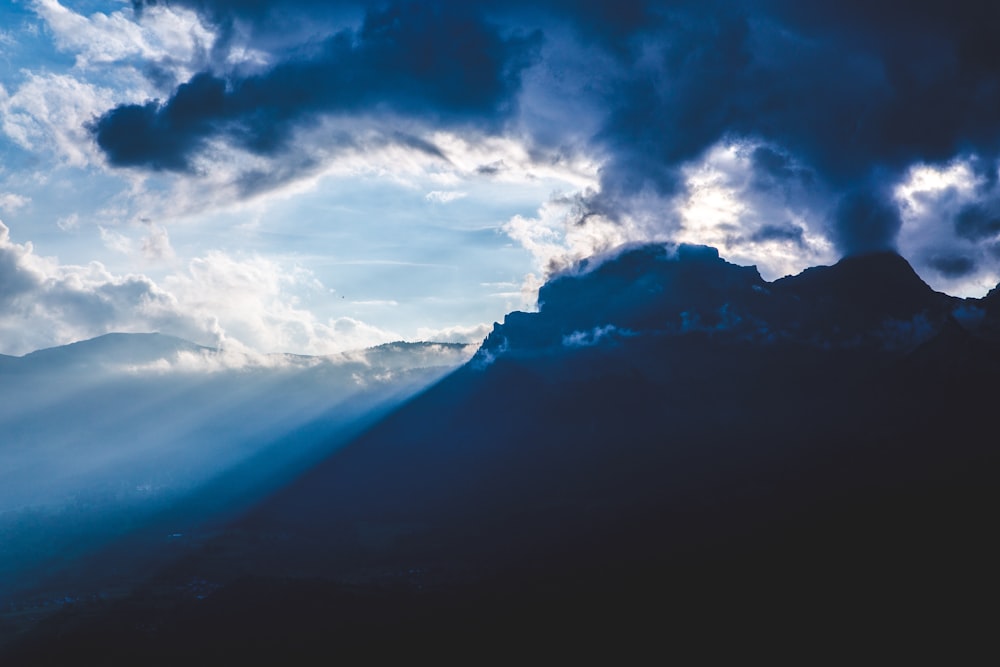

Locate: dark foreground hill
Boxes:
[4,245,998,663]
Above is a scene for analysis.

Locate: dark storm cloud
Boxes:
[475,160,506,176]
[756,0,1000,170]
[109,1,1000,256]
[133,0,655,45]
[95,2,540,171]
[834,190,902,256]
[750,224,805,248]
[749,146,816,194]
[926,253,977,278]
[955,204,1000,242]
[579,1,1000,253]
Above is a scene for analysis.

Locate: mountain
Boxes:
[16,332,210,371]
[480,245,963,360]
[3,332,475,374]
[3,245,997,662]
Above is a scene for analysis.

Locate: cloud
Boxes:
[350,300,399,307]
[31,0,214,79]
[0,218,183,354]
[99,225,134,254]
[926,254,976,278]
[0,219,400,356]
[415,322,492,345]
[750,224,805,246]
[672,140,836,279]
[425,190,468,203]
[954,203,1000,242]
[504,195,651,280]
[593,2,1000,256]
[140,222,175,261]
[894,158,1000,296]
[90,2,541,171]
[475,160,506,176]
[0,193,29,213]
[56,214,80,231]
[832,189,902,255]
[562,324,623,347]
[161,251,401,354]
[0,73,117,167]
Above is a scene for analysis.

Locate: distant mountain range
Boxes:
[4,244,997,662]
[0,331,475,372]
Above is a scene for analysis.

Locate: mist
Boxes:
[0,334,474,598]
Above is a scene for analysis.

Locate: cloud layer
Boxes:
[86,2,1000,287]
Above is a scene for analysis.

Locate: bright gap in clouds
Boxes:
[672,141,837,281]
[0,120,593,356]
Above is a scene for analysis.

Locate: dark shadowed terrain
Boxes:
[3,244,997,662]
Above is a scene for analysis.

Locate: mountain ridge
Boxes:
[480,244,984,361]
[1,332,476,374]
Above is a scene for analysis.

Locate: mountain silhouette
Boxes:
[15,332,210,371]
[4,244,997,663]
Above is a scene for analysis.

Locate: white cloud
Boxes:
[324,316,401,353]
[0,72,116,167]
[0,219,399,356]
[0,2,216,173]
[895,161,977,215]
[99,225,133,254]
[106,117,602,229]
[0,218,183,354]
[140,222,174,261]
[350,299,400,307]
[502,193,653,307]
[425,190,468,203]
[162,251,401,354]
[894,158,1000,297]
[470,335,507,370]
[56,213,80,231]
[431,130,600,190]
[415,322,492,344]
[31,0,215,77]
[672,141,837,280]
[562,324,623,348]
[0,193,29,212]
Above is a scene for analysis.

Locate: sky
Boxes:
[3,0,1000,356]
